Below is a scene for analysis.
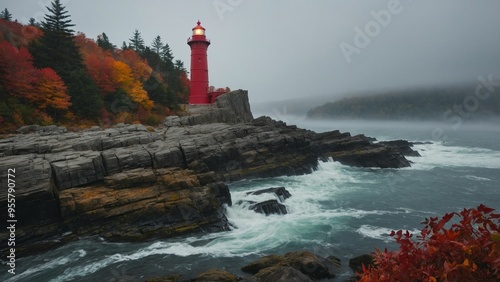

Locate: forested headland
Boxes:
[307,85,500,121]
[0,2,228,134]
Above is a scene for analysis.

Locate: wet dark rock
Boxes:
[246,187,292,202]
[379,140,421,157]
[411,141,433,145]
[145,274,183,282]
[146,251,341,282]
[241,254,286,274]
[349,254,375,274]
[254,266,313,282]
[242,251,337,281]
[186,269,239,282]
[250,200,288,215]
[282,251,336,280]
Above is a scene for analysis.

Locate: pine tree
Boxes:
[129,29,145,53]
[42,0,74,34]
[121,41,129,50]
[30,0,102,118]
[97,32,115,51]
[66,69,102,117]
[31,0,79,72]
[144,74,177,108]
[0,8,12,21]
[151,35,163,56]
[161,43,174,62]
[28,17,38,26]
[174,60,186,72]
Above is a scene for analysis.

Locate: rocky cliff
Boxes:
[0,90,417,257]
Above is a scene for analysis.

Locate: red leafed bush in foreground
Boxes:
[358,204,500,282]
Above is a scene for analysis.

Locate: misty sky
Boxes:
[5,0,500,104]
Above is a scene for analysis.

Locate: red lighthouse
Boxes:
[188,21,211,104]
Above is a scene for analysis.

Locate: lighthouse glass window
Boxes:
[193,28,204,36]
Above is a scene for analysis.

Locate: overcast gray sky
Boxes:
[4,0,500,104]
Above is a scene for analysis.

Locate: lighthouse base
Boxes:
[167,90,253,126]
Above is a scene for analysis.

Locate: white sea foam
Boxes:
[464,175,492,181]
[409,142,500,170]
[7,250,86,282]
[356,225,395,243]
[356,225,421,243]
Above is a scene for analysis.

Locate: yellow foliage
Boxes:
[112,61,135,90]
[112,61,153,110]
[130,82,153,110]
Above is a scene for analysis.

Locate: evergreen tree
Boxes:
[97,32,115,51]
[129,29,145,53]
[28,17,38,26]
[142,47,161,71]
[0,8,12,21]
[161,43,174,62]
[32,0,79,72]
[66,69,102,117]
[144,74,177,108]
[121,41,129,50]
[151,35,163,56]
[174,60,186,72]
[42,1,74,33]
[30,0,102,118]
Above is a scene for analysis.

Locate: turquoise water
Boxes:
[3,119,500,281]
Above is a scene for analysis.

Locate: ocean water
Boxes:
[3,119,500,281]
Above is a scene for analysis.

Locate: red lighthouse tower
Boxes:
[188,21,211,104]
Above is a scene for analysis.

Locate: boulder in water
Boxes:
[187,269,239,282]
[254,266,313,282]
[246,187,292,202]
[241,254,286,274]
[250,199,287,215]
[349,254,375,274]
[242,251,338,280]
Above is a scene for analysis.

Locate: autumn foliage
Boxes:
[0,40,70,111]
[35,68,70,110]
[0,6,190,133]
[358,204,500,282]
[0,18,42,48]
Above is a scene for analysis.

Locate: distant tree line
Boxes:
[307,86,500,121]
[0,1,190,133]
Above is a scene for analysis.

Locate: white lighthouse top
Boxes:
[192,21,206,36]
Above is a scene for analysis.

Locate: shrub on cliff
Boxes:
[358,204,500,281]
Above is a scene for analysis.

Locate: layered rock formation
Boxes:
[0,89,418,257]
